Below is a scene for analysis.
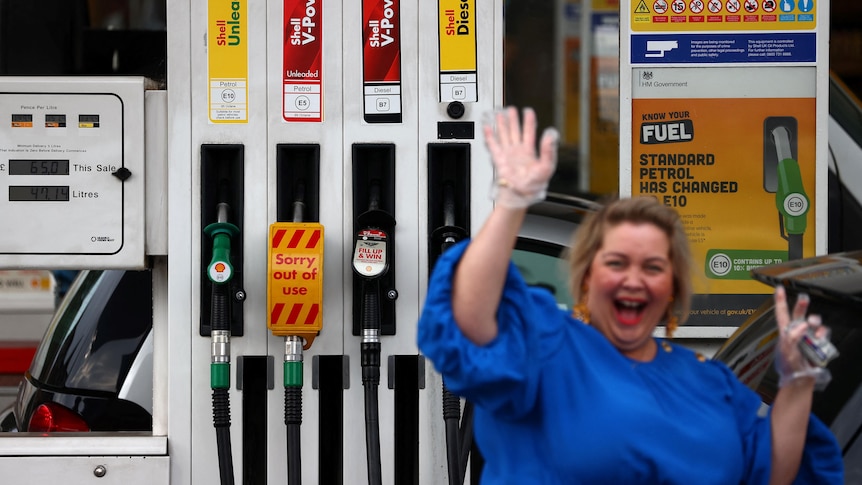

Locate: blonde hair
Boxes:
[566,196,692,326]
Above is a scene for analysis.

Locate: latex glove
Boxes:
[773,286,836,391]
[482,106,559,208]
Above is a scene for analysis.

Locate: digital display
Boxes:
[9,185,70,201]
[78,114,100,128]
[9,159,70,175]
[45,114,66,128]
[11,114,33,127]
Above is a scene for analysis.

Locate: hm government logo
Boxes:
[639,71,654,87]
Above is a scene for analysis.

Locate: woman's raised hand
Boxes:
[483,107,559,208]
[773,286,835,390]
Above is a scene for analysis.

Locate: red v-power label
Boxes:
[362,0,403,123]
[283,0,323,122]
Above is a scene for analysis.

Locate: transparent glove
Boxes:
[482,107,558,208]
[773,288,838,391]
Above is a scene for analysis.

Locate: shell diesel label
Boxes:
[438,0,477,102]
[268,223,324,339]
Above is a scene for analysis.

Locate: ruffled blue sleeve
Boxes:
[417,239,565,419]
[791,413,844,484]
[716,362,844,484]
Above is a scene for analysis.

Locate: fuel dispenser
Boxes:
[0,0,503,483]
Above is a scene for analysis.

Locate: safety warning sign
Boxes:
[631,0,817,31]
[268,223,324,338]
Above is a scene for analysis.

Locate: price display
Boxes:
[9,159,70,175]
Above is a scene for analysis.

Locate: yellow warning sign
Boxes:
[635,0,650,14]
[267,223,324,342]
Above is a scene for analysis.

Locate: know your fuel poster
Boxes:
[620,0,829,327]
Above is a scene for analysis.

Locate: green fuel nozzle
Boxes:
[772,126,809,235]
[205,202,241,284]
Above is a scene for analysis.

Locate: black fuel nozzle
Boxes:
[431,182,468,264]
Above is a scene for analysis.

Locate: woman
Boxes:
[417,107,843,484]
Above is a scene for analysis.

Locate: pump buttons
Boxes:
[446,101,465,119]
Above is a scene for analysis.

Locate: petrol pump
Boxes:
[0,0,500,484]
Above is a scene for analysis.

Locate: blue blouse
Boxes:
[417,240,844,484]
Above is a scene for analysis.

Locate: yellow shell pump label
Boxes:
[438,0,477,102]
[268,223,324,337]
[208,0,249,122]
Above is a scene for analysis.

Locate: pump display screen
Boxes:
[9,159,70,176]
[0,81,146,267]
[9,185,70,201]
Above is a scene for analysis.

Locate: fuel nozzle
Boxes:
[771,126,809,259]
[205,202,241,285]
[205,200,239,485]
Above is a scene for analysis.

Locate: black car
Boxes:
[0,269,154,432]
[712,250,862,484]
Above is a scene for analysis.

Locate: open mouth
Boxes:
[614,299,646,326]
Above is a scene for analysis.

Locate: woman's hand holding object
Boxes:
[773,286,839,390]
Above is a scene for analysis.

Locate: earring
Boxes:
[665,299,678,339]
[572,287,590,323]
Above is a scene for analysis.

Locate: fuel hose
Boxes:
[205,202,239,485]
[434,182,471,485]
[353,182,393,485]
[284,186,307,485]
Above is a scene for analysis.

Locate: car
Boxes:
[712,250,862,484]
[0,269,153,432]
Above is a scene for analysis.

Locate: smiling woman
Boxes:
[417,106,845,484]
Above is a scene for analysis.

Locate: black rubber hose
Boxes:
[285,386,302,485]
[213,388,235,485]
[211,283,230,332]
[443,382,462,485]
[363,376,382,485]
[361,280,382,485]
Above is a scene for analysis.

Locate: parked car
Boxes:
[0,269,153,432]
[712,250,862,484]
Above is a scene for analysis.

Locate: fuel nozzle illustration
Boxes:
[764,118,809,260]
[204,200,240,485]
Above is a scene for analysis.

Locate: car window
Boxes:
[514,239,573,310]
[28,270,153,393]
